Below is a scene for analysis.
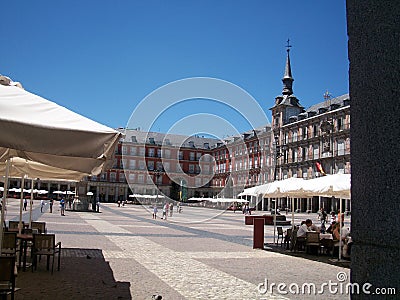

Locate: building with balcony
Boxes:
[6,48,350,213]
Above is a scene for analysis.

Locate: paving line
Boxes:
[83,216,289,300]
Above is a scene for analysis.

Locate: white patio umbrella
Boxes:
[0,78,121,251]
[0,83,121,174]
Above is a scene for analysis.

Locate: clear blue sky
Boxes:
[1,0,348,138]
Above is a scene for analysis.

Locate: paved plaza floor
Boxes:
[3,199,351,299]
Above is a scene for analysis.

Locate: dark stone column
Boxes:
[347,0,400,297]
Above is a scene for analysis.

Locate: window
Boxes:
[148,148,155,157]
[189,164,195,174]
[110,173,116,182]
[179,151,184,160]
[338,163,345,174]
[337,139,345,155]
[313,144,319,159]
[292,130,298,142]
[196,152,202,160]
[302,147,307,160]
[293,148,298,162]
[147,161,154,170]
[302,168,308,179]
[190,152,195,161]
[129,160,136,170]
[156,161,163,171]
[313,124,318,137]
[303,127,308,139]
[139,147,145,156]
[139,160,145,170]
[121,159,127,169]
[119,173,125,182]
[122,146,127,155]
[164,149,171,158]
[138,174,144,183]
[128,173,135,182]
[337,117,343,131]
[130,147,137,155]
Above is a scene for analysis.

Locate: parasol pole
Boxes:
[0,159,11,254]
[338,196,343,260]
[19,175,26,234]
[29,178,34,226]
[291,197,295,229]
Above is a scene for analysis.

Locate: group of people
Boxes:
[296,208,352,258]
[152,202,182,220]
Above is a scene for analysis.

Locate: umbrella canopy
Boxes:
[0,157,87,181]
[298,174,351,198]
[0,83,121,175]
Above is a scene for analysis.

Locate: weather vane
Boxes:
[286,39,292,52]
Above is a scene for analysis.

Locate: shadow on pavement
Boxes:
[264,243,351,269]
[15,248,132,300]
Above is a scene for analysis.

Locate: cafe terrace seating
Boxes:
[1,232,18,256]
[0,256,17,300]
[31,222,46,234]
[31,233,61,274]
[305,231,321,255]
[277,226,284,245]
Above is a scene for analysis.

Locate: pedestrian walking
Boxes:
[153,205,158,219]
[40,199,45,213]
[49,199,53,213]
[60,198,65,216]
[162,202,168,220]
[23,198,27,211]
[96,199,100,212]
[169,203,173,217]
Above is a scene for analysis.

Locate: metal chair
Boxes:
[283,228,293,249]
[1,232,18,256]
[0,256,16,300]
[31,234,61,274]
[277,226,284,245]
[305,231,321,255]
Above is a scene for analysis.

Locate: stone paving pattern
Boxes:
[3,198,350,299]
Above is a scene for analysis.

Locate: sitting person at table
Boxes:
[333,222,350,242]
[297,219,313,237]
[326,221,337,234]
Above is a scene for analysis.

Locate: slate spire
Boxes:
[282,39,294,95]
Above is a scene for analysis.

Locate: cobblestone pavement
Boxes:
[3,199,351,299]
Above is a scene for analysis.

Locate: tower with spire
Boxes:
[270,40,304,127]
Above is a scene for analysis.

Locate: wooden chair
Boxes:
[1,232,18,256]
[0,256,16,300]
[277,226,284,245]
[31,221,46,234]
[306,231,321,255]
[8,221,24,231]
[31,234,61,274]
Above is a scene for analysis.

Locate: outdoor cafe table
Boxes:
[16,233,33,271]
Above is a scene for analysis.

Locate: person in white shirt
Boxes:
[297,219,313,237]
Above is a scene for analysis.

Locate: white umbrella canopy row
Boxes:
[188,197,249,203]
[238,174,351,199]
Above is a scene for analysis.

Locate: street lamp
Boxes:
[272,199,277,244]
[154,169,163,204]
